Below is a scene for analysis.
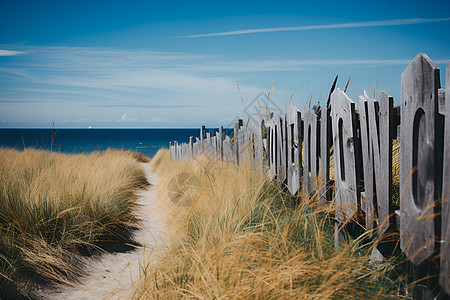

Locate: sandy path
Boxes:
[38,163,168,299]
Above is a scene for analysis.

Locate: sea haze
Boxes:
[0,129,207,158]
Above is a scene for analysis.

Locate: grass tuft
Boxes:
[0,148,149,297]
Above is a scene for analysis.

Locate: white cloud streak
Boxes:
[0,50,26,56]
[179,17,450,38]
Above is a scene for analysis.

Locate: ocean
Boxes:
[0,129,205,158]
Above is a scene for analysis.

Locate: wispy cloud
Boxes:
[118,113,138,122]
[178,17,450,38]
[0,50,26,56]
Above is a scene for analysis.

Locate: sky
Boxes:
[0,0,449,128]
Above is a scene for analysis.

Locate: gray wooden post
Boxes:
[268,118,277,179]
[400,53,442,265]
[378,91,395,234]
[330,88,360,221]
[319,105,332,204]
[173,141,178,161]
[276,115,287,182]
[254,120,265,172]
[189,137,194,159]
[234,120,240,165]
[219,126,223,160]
[303,108,319,194]
[441,63,450,295]
[286,103,302,195]
[200,125,206,141]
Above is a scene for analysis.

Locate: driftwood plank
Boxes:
[400,53,441,265]
[441,63,450,295]
[286,103,302,195]
[303,108,319,194]
[330,88,360,221]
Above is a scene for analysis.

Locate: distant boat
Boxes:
[88,126,93,129]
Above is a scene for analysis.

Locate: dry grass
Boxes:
[0,148,149,297]
[133,149,406,299]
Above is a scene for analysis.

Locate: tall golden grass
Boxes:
[0,148,149,297]
[133,149,406,299]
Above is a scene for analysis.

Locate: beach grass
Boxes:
[133,149,406,299]
[0,148,149,297]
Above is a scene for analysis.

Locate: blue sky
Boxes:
[1,0,449,128]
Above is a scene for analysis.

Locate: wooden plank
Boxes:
[276,115,287,182]
[189,137,193,159]
[269,117,277,179]
[400,53,441,265]
[303,108,319,194]
[358,91,394,234]
[174,141,178,161]
[377,91,395,233]
[200,125,206,141]
[319,105,332,204]
[219,126,224,160]
[254,119,265,172]
[441,62,450,295]
[358,96,373,227]
[234,120,240,165]
[330,88,360,221]
[260,119,270,169]
[439,88,446,116]
[286,103,302,195]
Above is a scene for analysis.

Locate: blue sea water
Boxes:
[0,129,204,158]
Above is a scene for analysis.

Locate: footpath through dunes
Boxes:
[38,163,169,300]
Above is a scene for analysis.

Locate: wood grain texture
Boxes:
[276,115,287,182]
[319,106,332,204]
[400,53,440,265]
[303,109,320,194]
[286,103,302,195]
[441,62,450,295]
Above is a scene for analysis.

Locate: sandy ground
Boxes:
[38,163,168,299]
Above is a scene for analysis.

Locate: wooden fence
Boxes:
[169,53,450,297]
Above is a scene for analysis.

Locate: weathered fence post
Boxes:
[219,126,223,160]
[303,108,320,194]
[358,91,395,235]
[234,119,241,165]
[319,105,332,204]
[400,53,443,265]
[330,88,361,221]
[276,115,287,182]
[441,62,450,295]
[268,117,277,179]
[189,136,193,159]
[286,103,302,195]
